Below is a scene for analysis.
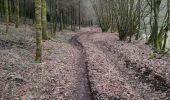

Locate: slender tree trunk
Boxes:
[34,0,42,63]
[51,23,53,37]
[63,10,66,29]
[8,0,12,22]
[144,21,148,40]
[56,0,59,32]
[111,14,113,33]
[60,9,63,31]
[49,0,53,36]
[24,0,27,24]
[0,0,1,17]
[79,0,81,30]
[0,0,4,17]
[16,0,19,28]
[162,0,170,51]
[5,0,9,33]
[72,7,76,31]
[71,8,73,30]
[66,9,69,27]
[41,0,48,40]
[168,0,170,30]
[135,0,141,40]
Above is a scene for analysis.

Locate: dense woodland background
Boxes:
[0,0,170,100]
[0,0,170,61]
[0,0,97,62]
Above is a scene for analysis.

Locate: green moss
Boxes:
[149,52,156,59]
[35,0,42,63]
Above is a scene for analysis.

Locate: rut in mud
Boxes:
[69,34,94,100]
[0,26,169,99]
[71,30,170,100]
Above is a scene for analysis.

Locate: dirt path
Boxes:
[0,26,169,100]
[94,41,170,100]
[72,29,170,100]
[69,34,93,100]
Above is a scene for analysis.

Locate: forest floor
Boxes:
[0,24,170,100]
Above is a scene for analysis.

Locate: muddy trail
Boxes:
[69,34,93,100]
[69,29,170,100]
[0,26,169,100]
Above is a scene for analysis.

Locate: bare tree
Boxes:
[91,0,111,32]
[112,0,148,41]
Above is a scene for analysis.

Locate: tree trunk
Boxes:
[8,0,12,22]
[153,0,160,51]
[60,9,63,31]
[79,0,81,30]
[41,0,48,40]
[162,0,170,51]
[71,8,73,30]
[168,0,170,30]
[16,0,19,28]
[5,0,9,33]
[0,0,4,17]
[34,0,42,63]
[72,7,76,31]
[135,0,141,40]
[148,0,161,51]
[24,0,27,24]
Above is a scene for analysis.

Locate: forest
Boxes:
[0,0,170,100]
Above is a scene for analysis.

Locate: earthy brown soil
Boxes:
[0,25,170,100]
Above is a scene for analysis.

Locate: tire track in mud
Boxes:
[89,36,170,100]
[74,32,170,100]
[69,32,95,100]
[69,32,144,100]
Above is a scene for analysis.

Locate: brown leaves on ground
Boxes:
[0,25,169,100]
[77,31,170,100]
